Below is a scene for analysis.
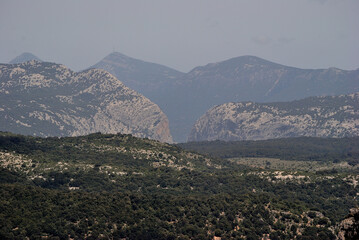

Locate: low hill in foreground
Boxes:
[0,132,358,239]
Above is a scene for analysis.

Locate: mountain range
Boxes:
[91,53,359,142]
[188,92,359,141]
[5,52,359,142]
[2,53,358,239]
[0,60,172,142]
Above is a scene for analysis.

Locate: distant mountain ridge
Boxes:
[90,53,359,142]
[9,52,42,64]
[7,52,358,142]
[90,52,184,102]
[188,92,359,141]
[0,60,172,142]
[168,55,359,142]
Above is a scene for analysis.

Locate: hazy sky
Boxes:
[0,0,358,72]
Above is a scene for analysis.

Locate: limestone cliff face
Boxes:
[188,93,359,141]
[0,60,172,142]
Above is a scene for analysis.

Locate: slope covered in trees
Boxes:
[0,132,358,239]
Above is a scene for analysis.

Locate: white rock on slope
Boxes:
[0,60,172,143]
[188,93,359,141]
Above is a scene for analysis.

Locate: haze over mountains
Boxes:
[0,60,172,142]
[91,52,359,142]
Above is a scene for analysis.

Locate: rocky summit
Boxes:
[0,60,172,142]
[188,93,359,141]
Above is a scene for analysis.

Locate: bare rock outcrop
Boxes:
[0,60,172,142]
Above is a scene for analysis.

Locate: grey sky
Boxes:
[0,0,358,72]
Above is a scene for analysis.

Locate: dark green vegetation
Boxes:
[180,137,359,166]
[1,132,358,239]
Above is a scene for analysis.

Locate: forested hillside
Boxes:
[1,132,358,239]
